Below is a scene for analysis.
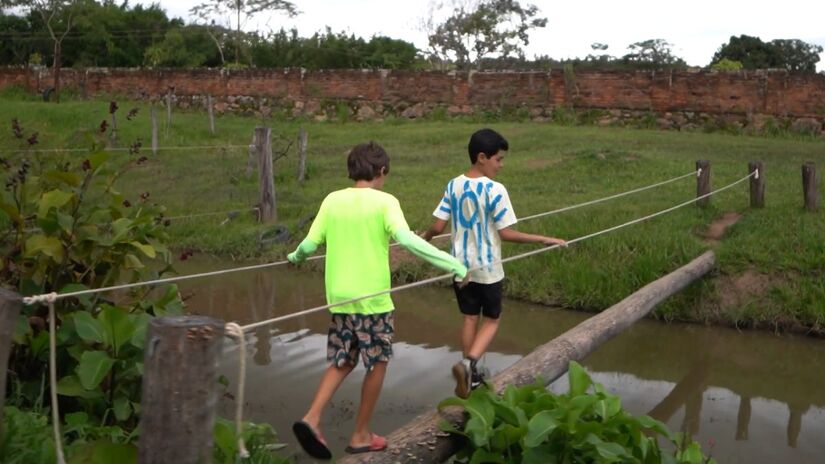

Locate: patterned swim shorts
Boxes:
[327,312,395,370]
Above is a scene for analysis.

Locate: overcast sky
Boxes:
[152,0,825,71]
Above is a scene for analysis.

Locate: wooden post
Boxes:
[297,127,308,185]
[207,94,215,135]
[246,133,256,179]
[138,316,224,464]
[749,161,765,208]
[150,105,158,155]
[254,126,276,222]
[338,251,717,464]
[802,162,817,212]
[165,89,173,131]
[0,288,22,432]
[736,396,752,441]
[696,160,711,207]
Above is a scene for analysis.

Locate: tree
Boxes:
[621,39,686,69]
[1,0,80,102]
[711,35,822,72]
[426,0,547,70]
[189,0,298,65]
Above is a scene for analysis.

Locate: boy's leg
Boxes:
[349,361,388,447]
[467,316,501,360]
[461,314,480,357]
[302,363,355,429]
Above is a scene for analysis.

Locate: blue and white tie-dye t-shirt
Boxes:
[432,175,517,284]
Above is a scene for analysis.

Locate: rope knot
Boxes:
[23,292,59,305]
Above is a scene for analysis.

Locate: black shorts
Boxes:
[452,280,503,319]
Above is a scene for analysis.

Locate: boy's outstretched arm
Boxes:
[394,229,467,279]
[499,227,567,247]
[287,238,321,264]
[420,219,448,242]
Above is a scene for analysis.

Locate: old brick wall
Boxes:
[3,67,824,128]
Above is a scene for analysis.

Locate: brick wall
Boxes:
[3,66,824,129]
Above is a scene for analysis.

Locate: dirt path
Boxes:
[701,212,742,245]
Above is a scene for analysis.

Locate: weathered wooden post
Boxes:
[0,289,22,432]
[207,94,216,135]
[138,316,224,464]
[736,396,752,440]
[802,162,817,212]
[253,126,276,222]
[297,127,308,185]
[696,160,711,207]
[749,161,765,208]
[165,88,173,130]
[150,105,158,155]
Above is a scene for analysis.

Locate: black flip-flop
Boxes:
[344,433,387,454]
[292,420,332,460]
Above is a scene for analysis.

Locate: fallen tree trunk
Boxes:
[339,250,715,464]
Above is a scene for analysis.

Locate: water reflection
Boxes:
[177,259,825,463]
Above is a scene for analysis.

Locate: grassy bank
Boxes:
[2,96,824,332]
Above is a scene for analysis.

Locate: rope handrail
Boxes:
[166,206,260,221]
[20,170,699,306]
[237,171,756,332]
[2,144,250,155]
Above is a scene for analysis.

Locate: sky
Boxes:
[153,0,825,71]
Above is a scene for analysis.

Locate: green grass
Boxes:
[2,96,824,331]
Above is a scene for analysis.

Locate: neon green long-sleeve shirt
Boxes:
[288,188,466,314]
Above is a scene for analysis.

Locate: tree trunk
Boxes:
[338,251,716,464]
[53,40,62,103]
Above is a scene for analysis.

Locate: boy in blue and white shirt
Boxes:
[422,128,566,399]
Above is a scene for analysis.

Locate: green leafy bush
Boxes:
[439,362,715,464]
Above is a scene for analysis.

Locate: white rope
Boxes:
[238,171,755,332]
[166,207,259,221]
[47,297,67,464]
[4,145,249,155]
[224,323,250,459]
[16,170,703,306]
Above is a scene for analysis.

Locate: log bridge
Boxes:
[339,250,716,464]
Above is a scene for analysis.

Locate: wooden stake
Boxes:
[165,89,173,131]
[138,316,224,464]
[297,127,308,184]
[150,105,158,155]
[0,288,22,432]
[802,162,817,212]
[338,251,717,464]
[749,161,765,208]
[254,126,276,222]
[207,94,215,135]
[696,160,711,207]
[246,133,256,179]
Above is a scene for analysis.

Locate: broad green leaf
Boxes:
[89,441,137,464]
[44,170,81,187]
[38,189,74,217]
[65,412,89,427]
[73,311,105,344]
[0,199,22,224]
[112,218,133,240]
[129,241,156,258]
[13,314,32,344]
[469,449,506,464]
[524,410,559,448]
[130,313,152,348]
[568,361,592,397]
[57,375,103,399]
[89,151,110,170]
[522,444,559,464]
[586,434,631,461]
[124,253,144,270]
[57,211,74,234]
[437,396,466,410]
[213,418,237,458]
[77,350,115,390]
[98,305,135,353]
[25,235,64,260]
[677,442,705,464]
[637,415,672,438]
[113,395,132,421]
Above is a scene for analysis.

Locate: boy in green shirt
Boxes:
[288,142,467,459]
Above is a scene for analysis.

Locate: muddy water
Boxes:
[177,258,825,463]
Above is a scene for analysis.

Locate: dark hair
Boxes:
[468,128,509,164]
[347,141,390,181]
